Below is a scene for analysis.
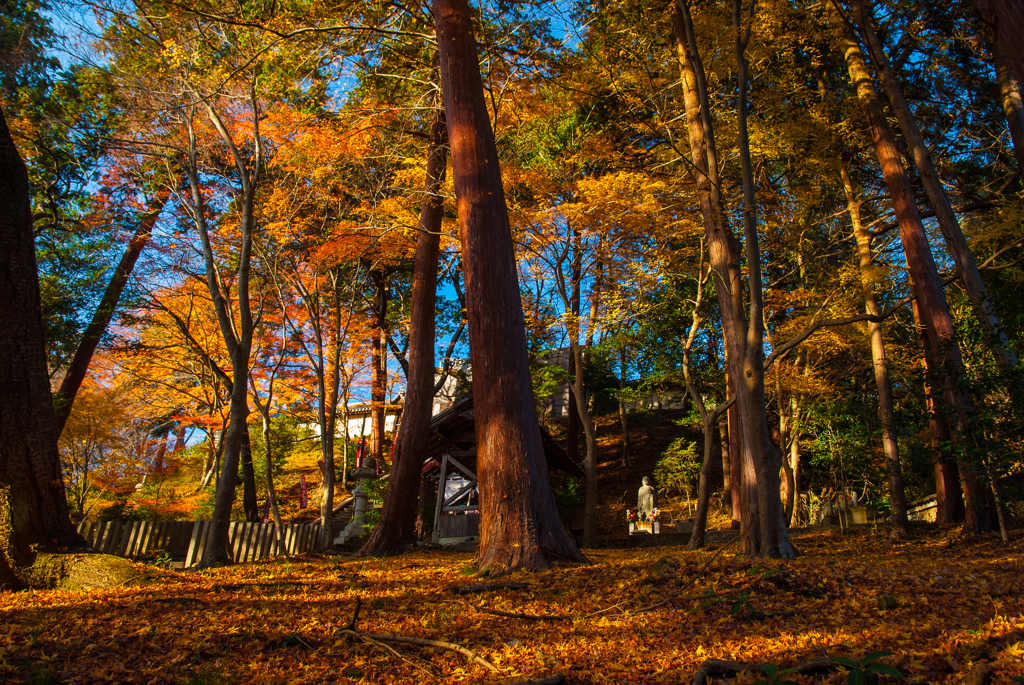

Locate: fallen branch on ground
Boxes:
[691,656,835,685]
[340,596,496,672]
[338,629,498,672]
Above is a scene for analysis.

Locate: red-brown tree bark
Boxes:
[854,0,1021,406]
[911,299,965,524]
[52,191,169,438]
[975,0,1024,87]
[0,106,83,589]
[369,267,388,468]
[434,0,588,571]
[842,27,988,534]
[360,108,448,555]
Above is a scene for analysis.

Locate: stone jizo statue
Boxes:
[637,476,656,522]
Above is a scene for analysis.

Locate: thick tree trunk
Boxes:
[204,372,250,563]
[434,0,587,571]
[842,27,989,534]
[369,268,388,468]
[731,0,789,559]
[240,424,259,522]
[673,0,795,558]
[0,107,84,589]
[912,299,965,524]
[52,193,169,438]
[994,43,1024,176]
[842,166,909,535]
[855,0,1021,405]
[361,108,448,556]
[975,0,1024,86]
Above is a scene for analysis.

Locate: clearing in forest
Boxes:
[1,528,1022,684]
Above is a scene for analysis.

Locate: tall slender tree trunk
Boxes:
[567,355,580,464]
[260,414,285,553]
[570,343,599,548]
[673,0,794,558]
[727,368,742,528]
[842,26,989,534]
[842,166,909,535]
[250,375,285,553]
[0,107,83,589]
[854,0,1021,405]
[361,107,448,555]
[52,192,169,437]
[787,396,802,528]
[566,261,581,465]
[993,42,1024,175]
[370,267,388,468]
[319,275,345,548]
[434,0,588,571]
[618,345,631,469]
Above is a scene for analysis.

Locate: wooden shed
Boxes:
[422,395,583,543]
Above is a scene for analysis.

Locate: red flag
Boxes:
[299,474,308,509]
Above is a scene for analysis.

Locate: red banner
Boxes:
[299,474,308,509]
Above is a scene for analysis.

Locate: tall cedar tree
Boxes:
[360,108,448,555]
[853,0,1022,407]
[841,25,990,534]
[433,0,589,571]
[0,107,83,589]
[975,0,1024,86]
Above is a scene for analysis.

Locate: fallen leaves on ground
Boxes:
[2,526,1023,684]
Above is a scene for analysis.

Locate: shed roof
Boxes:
[423,395,584,478]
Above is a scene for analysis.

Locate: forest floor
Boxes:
[3,526,1023,684]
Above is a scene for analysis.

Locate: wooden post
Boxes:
[432,454,449,544]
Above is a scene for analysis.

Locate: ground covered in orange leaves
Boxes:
[2,527,1023,684]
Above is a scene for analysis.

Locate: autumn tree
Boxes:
[670,0,795,558]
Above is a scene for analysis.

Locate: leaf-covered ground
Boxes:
[3,527,1023,684]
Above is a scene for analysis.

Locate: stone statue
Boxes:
[637,476,656,521]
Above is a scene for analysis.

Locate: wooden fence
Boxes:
[76,519,321,567]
